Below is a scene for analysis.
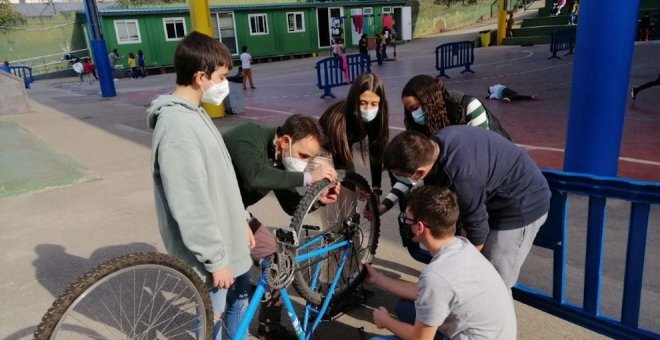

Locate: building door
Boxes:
[393,6,412,41]
[317,6,344,48]
[214,12,238,55]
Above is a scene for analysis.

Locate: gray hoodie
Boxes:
[147,95,251,282]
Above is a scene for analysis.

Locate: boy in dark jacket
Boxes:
[383,127,550,288]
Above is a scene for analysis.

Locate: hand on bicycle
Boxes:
[308,164,337,183]
[319,183,340,204]
[212,266,234,289]
[373,306,391,329]
[362,262,383,287]
[363,203,387,221]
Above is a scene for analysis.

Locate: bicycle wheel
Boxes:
[34,252,212,340]
[291,171,380,305]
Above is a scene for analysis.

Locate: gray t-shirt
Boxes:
[416,237,517,339]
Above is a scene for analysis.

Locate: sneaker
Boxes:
[257,325,298,340]
[502,97,511,102]
[251,86,256,89]
[630,87,637,100]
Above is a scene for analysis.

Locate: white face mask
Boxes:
[360,107,379,122]
[394,173,421,187]
[201,79,230,105]
[411,108,426,125]
[282,140,309,172]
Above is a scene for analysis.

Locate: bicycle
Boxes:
[34,170,380,339]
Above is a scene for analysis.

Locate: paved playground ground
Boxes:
[1,27,659,339]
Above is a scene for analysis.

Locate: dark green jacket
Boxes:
[224,122,304,215]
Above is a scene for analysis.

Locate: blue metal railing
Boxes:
[315,53,371,99]
[548,27,576,59]
[435,41,475,79]
[6,66,35,89]
[513,169,660,340]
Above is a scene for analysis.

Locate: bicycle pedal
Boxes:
[275,228,298,246]
[302,224,320,231]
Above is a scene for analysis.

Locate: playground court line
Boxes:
[245,105,660,168]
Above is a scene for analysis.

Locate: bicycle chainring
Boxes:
[266,251,296,290]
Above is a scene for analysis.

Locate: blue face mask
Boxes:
[361,107,379,122]
[411,108,425,125]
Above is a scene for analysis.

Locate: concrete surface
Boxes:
[2,20,660,339]
[0,72,30,115]
[0,122,86,198]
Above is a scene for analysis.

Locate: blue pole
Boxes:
[83,0,116,98]
[563,0,640,176]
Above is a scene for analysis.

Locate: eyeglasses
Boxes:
[398,212,420,226]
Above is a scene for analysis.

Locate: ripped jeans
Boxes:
[208,272,251,340]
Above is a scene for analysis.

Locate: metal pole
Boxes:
[83,0,116,98]
[189,0,215,37]
[497,0,506,45]
[563,0,640,176]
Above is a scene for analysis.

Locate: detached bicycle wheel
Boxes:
[290,171,380,306]
[34,252,212,340]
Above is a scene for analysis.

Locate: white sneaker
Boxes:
[113,78,119,81]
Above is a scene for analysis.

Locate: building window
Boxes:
[249,14,268,35]
[286,12,305,33]
[114,20,141,44]
[214,12,238,55]
[163,18,186,41]
[382,7,392,14]
[363,7,373,15]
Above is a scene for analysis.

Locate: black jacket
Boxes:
[427,126,550,245]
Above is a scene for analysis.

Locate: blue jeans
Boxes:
[208,272,251,340]
[369,300,445,340]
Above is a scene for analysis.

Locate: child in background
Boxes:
[487,83,539,102]
[72,58,84,85]
[137,50,146,78]
[239,45,255,89]
[506,11,515,37]
[569,0,579,25]
[83,58,98,84]
[127,52,138,79]
[331,36,343,57]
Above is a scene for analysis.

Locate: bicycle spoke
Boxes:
[38,255,211,340]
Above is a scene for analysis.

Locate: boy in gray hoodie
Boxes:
[147,31,254,339]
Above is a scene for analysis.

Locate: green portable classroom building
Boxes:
[96,1,410,70]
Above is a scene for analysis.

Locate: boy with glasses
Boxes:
[365,186,516,340]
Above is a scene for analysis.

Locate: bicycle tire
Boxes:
[290,171,380,305]
[34,252,212,340]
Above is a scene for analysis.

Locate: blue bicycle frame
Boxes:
[233,233,353,340]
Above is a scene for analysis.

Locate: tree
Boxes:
[0,0,24,28]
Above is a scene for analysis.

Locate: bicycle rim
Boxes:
[34,252,212,340]
[291,171,380,305]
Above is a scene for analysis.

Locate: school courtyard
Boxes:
[0,23,659,339]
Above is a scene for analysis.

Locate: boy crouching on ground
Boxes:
[366,186,517,340]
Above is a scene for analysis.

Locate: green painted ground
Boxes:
[0,122,86,198]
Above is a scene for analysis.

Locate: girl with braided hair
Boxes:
[401,74,491,136]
